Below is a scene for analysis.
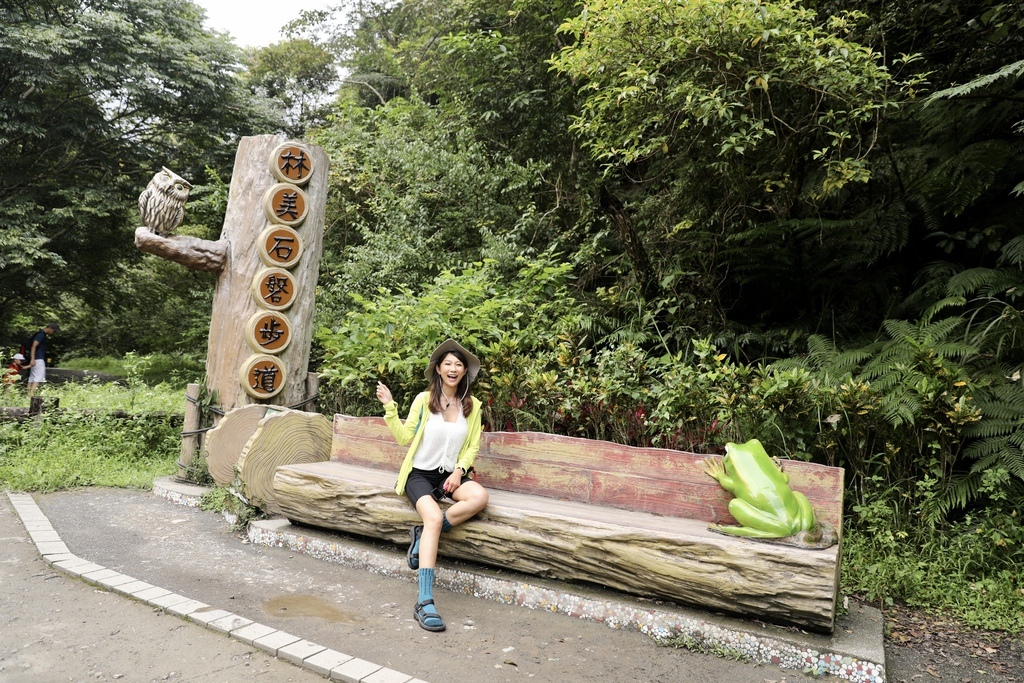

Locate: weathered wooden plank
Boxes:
[484,432,843,522]
[273,461,839,632]
[329,417,844,527]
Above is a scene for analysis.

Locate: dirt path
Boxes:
[3,488,832,683]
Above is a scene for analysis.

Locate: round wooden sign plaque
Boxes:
[258,225,303,268]
[269,143,314,186]
[246,311,292,354]
[239,354,288,399]
[262,183,308,226]
[252,267,296,311]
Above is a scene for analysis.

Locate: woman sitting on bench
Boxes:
[375,339,489,632]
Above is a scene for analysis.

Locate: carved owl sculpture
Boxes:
[139,167,192,235]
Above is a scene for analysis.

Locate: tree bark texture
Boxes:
[134,228,228,272]
[205,135,329,412]
[203,403,270,486]
[273,461,840,632]
[235,410,331,513]
[178,383,201,479]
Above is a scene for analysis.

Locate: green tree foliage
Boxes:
[0,0,277,345]
[311,96,549,325]
[552,0,898,194]
[243,38,340,137]
[551,0,917,341]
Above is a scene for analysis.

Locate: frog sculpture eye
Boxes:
[702,439,837,549]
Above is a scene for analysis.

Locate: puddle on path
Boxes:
[262,594,361,623]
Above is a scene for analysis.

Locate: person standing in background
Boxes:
[27,322,59,397]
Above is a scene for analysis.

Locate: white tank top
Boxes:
[412,410,468,472]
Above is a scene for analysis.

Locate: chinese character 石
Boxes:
[251,364,279,392]
[279,150,310,180]
[270,235,295,261]
[275,191,300,221]
[258,318,284,346]
[263,275,290,304]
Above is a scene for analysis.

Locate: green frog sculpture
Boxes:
[702,439,837,549]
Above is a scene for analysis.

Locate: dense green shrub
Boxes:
[318,258,1024,631]
[0,382,182,491]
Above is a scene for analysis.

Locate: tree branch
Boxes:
[134,227,228,273]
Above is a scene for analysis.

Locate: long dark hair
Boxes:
[428,350,473,417]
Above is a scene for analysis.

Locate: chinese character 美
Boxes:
[263,275,290,304]
[270,235,295,261]
[258,318,284,346]
[251,364,279,392]
[279,150,310,180]
[275,191,300,221]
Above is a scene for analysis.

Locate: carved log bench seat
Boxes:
[272,415,844,632]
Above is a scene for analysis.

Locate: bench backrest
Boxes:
[331,415,844,529]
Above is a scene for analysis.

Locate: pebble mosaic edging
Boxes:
[639,619,884,683]
[153,482,203,508]
[155,477,887,683]
[249,521,886,683]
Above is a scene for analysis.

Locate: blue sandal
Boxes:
[407,525,422,570]
[413,599,445,632]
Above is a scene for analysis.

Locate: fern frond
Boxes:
[933,473,984,516]
[925,59,1024,103]
[804,334,872,376]
[922,316,967,343]
[880,394,921,427]
[965,419,1022,439]
[931,340,978,359]
[998,235,1024,267]
[881,319,917,342]
[921,296,966,323]
[947,268,1000,297]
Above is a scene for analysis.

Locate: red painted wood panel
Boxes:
[329,416,844,526]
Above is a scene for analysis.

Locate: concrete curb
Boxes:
[7,490,427,683]
[153,476,887,683]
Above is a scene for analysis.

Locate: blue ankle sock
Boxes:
[417,568,443,627]
[418,567,435,603]
[441,512,452,532]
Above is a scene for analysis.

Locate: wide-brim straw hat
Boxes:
[425,339,480,384]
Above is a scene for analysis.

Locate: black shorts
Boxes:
[405,467,472,506]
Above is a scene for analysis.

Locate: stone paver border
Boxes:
[153,478,886,683]
[6,491,420,683]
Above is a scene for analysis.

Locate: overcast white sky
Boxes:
[193,0,338,48]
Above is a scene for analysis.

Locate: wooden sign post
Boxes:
[135,135,329,476]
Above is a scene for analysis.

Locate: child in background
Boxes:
[4,353,27,394]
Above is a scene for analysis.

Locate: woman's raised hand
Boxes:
[376,381,393,405]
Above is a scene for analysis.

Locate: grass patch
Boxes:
[58,351,205,388]
[0,382,183,492]
[58,355,127,376]
[842,511,1024,633]
[200,485,264,531]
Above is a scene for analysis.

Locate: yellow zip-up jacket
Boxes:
[383,391,483,495]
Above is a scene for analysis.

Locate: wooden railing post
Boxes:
[179,383,201,480]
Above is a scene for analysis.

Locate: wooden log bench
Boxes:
[272,415,844,632]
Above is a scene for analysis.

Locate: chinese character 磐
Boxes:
[251,364,280,392]
[263,275,290,304]
[279,150,310,180]
[270,235,295,261]
[275,191,300,221]
[258,318,284,346]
